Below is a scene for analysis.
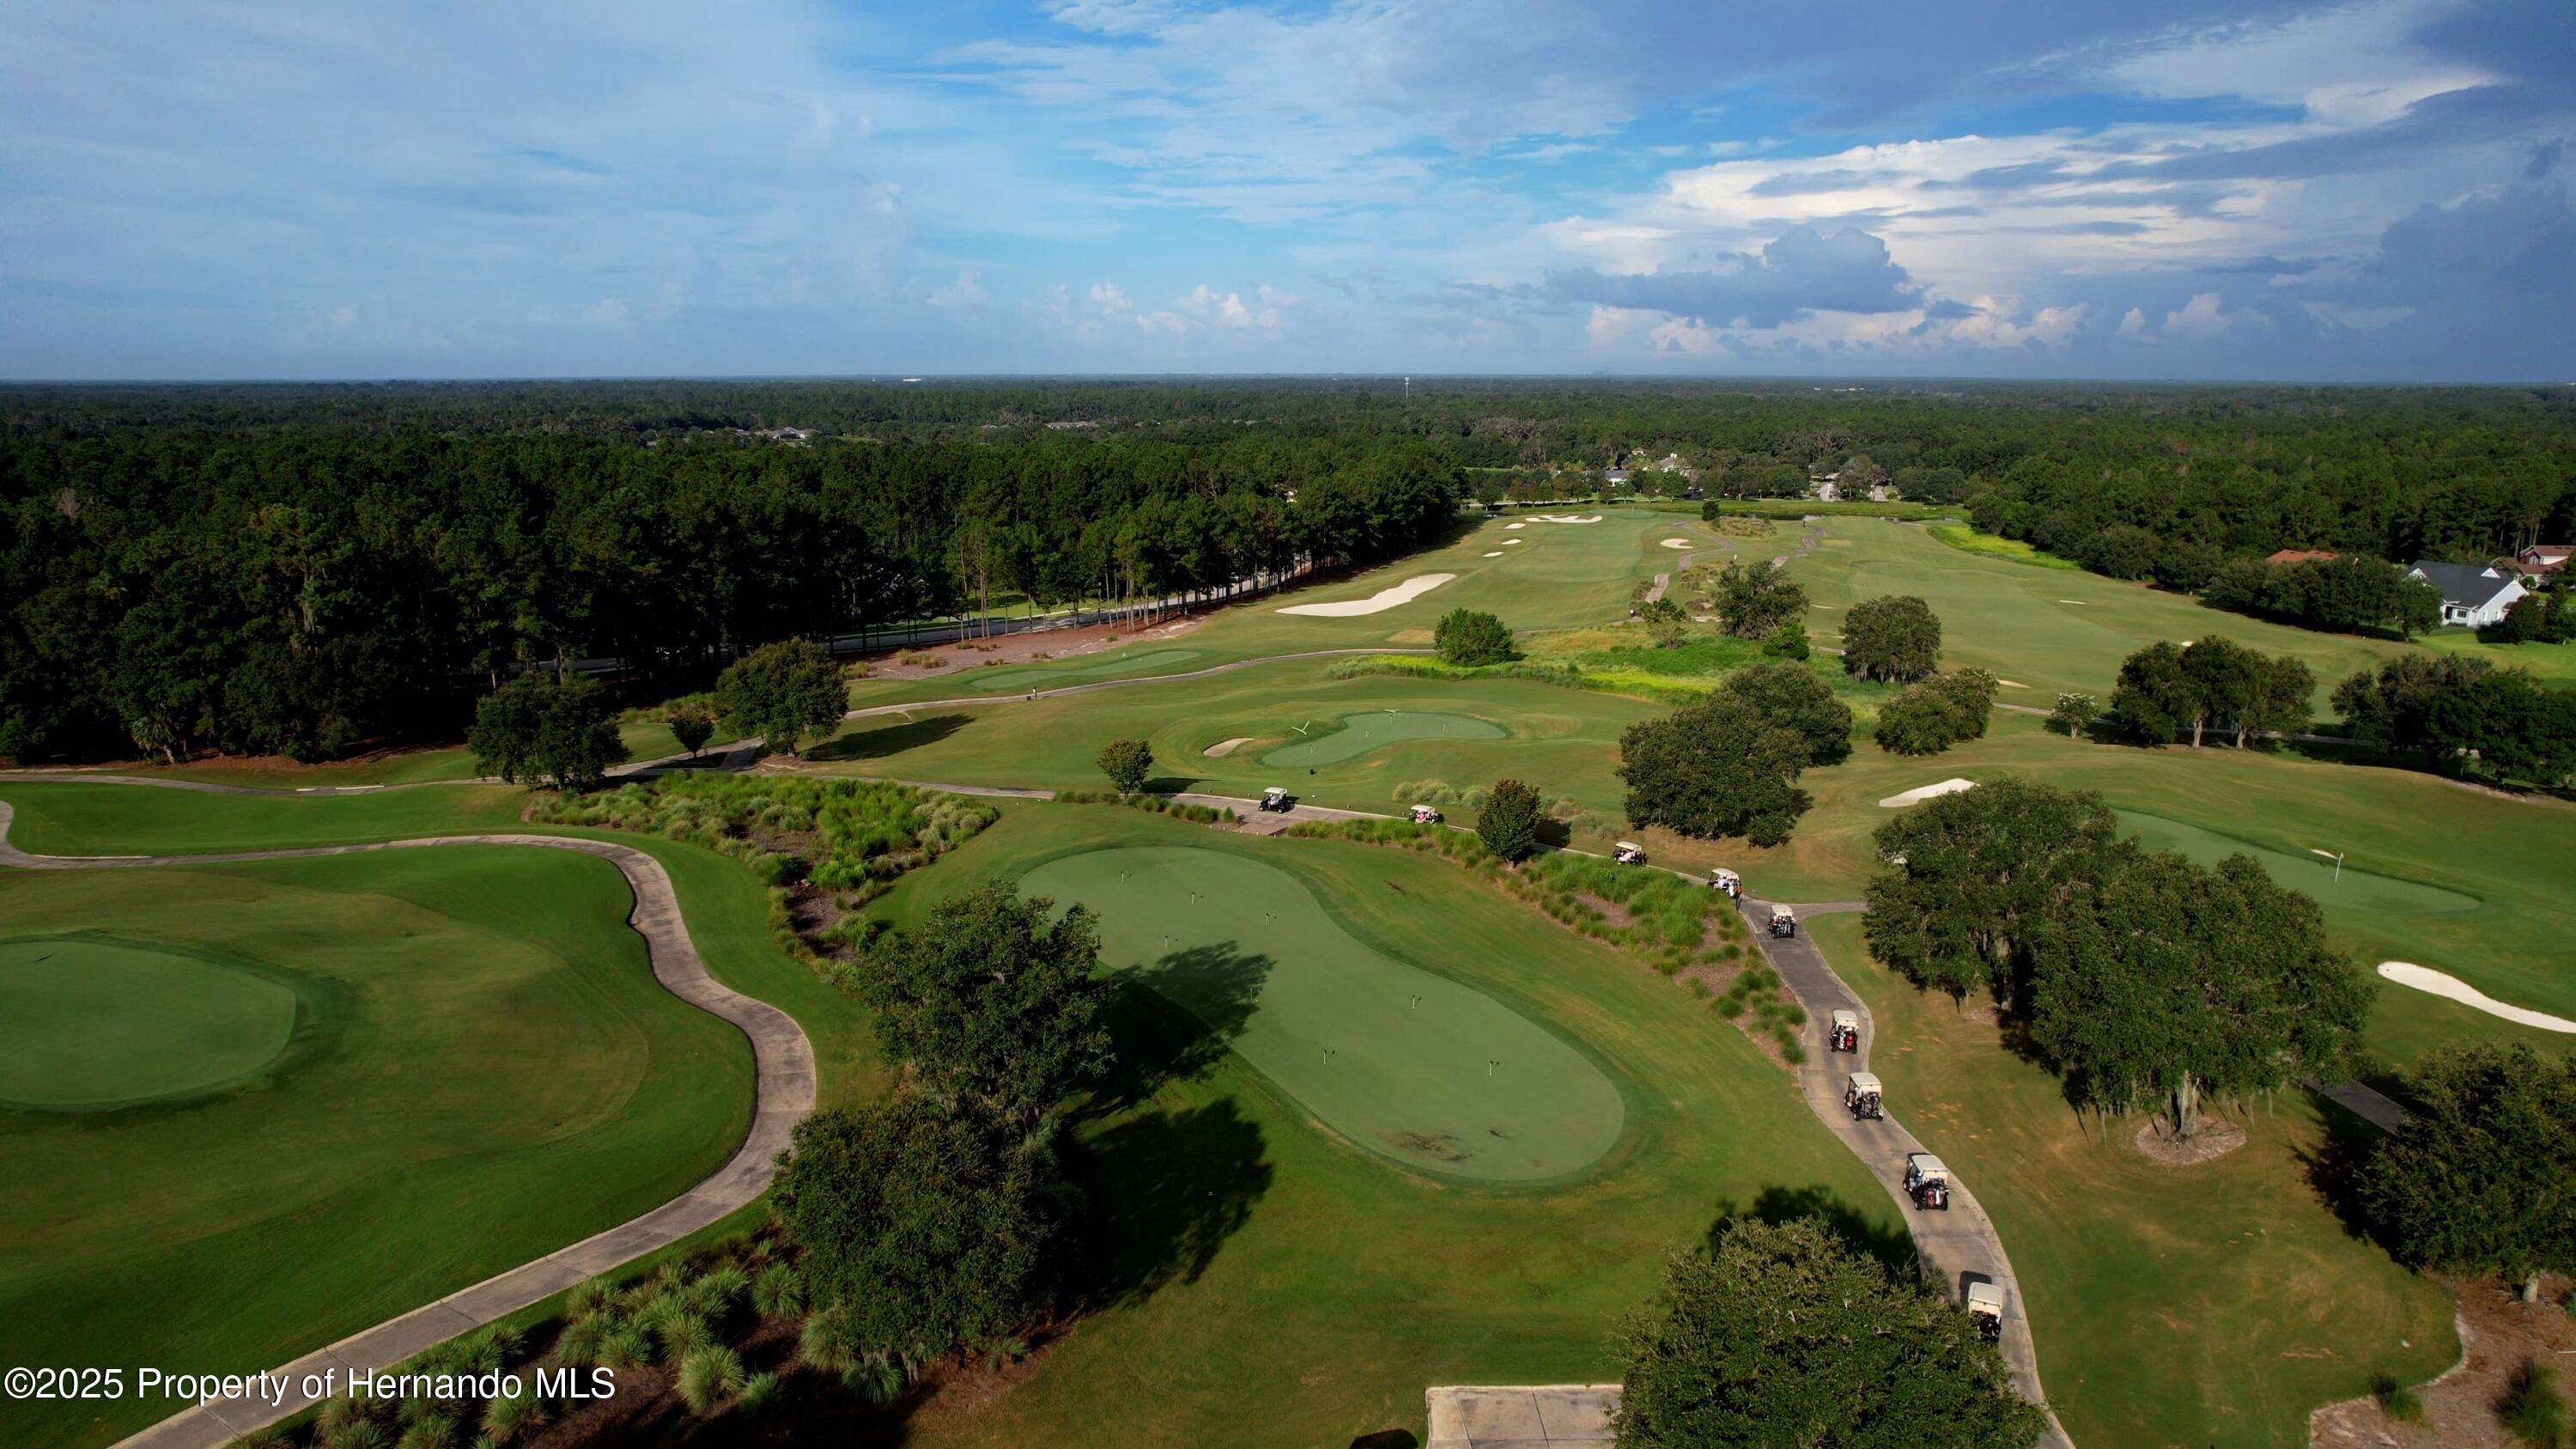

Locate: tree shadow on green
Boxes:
[1086,941,1273,1117]
[1066,1097,1273,1311]
[1708,1183,1917,1275]
[807,714,974,763]
[2288,1084,2386,1245]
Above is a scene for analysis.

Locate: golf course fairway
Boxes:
[1261,709,1506,768]
[1021,845,1625,1182]
[0,935,307,1109]
[965,648,1205,692]
[2117,810,2479,916]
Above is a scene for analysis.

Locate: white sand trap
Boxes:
[1482,551,1504,557]
[1278,573,1456,617]
[1503,539,1524,545]
[1879,777,1978,808]
[1202,736,1254,758]
[2056,599,2087,605]
[1505,521,1527,530]
[1661,538,1693,549]
[1999,679,2029,688]
[1527,514,1604,523]
[2378,963,2576,1032]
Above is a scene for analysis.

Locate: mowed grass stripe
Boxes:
[1261,709,1508,768]
[1024,846,1624,1183]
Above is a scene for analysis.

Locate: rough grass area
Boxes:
[1926,522,2082,569]
[0,849,750,1449]
[1807,913,2454,1449]
[533,772,995,893]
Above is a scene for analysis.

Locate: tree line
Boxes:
[0,429,1457,762]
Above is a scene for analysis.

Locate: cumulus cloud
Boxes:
[1547,226,1922,330]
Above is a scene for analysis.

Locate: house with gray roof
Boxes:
[2406,559,2529,630]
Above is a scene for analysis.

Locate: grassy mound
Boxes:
[0,935,307,1109]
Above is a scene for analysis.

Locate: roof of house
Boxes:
[2409,560,2524,609]
[2266,548,2338,565]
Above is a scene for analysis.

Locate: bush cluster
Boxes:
[1389,777,1492,811]
[534,773,995,897]
[1054,789,1229,824]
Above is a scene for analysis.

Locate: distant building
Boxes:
[2407,560,2530,629]
[2265,548,2339,565]
[2510,543,2571,576]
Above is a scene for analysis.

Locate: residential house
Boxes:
[2407,559,2530,629]
[2510,543,2571,577]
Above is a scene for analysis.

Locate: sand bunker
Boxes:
[1503,539,1523,545]
[1999,679,2029,688]
[2378,963,2576,1032]
[1202,737,1254,758]
[1526,514,1603,523]
[1879,777,1978,808]
[2056,599,2087,606]
[1278,573,1456,617]
[1481,551,1503,557]
[1661,538,1693,549]
[1505,521,1527,530]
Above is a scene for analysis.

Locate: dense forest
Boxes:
[3,379,2572,764]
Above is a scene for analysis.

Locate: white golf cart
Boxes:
[1257,786,1296,814]
[1710,868,1741,899]
[1408,803,1443,825]
[1828,1008,1860,1053]
[1613,841,1647,865]
[1769,904,1798,938]
[1844,1071,1884,1120]
[1965,1281,2007,1343]
[1904,1151,1951,1211]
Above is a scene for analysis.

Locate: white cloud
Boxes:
[2161,291,2233,338]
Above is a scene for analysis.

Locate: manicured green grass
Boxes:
[1021,844,1627,1183]
[1261,709,1509,768]
[0,935,303,1108]
[0,848,750,1449]
[868,804,1895,1449]
[0,781,528,854]
[1793,518,2415,709]
[2418,630,2576,689]
[1807,914,2454,1449]
[815,662,1658,821]
[112,721,684,788]
[843,513,1688,712]
[961,648,1206,691]
[1640,714,2576,1058]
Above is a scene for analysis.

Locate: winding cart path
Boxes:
[0,800,817,1449]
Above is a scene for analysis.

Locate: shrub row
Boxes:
[534,773,995,894]
[1053,790,1230,824]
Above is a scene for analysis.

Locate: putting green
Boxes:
[0,935,305,1108]
[2117,812,2479,916]
[1023,846,1625,1181]
[1261,709,1506,767]
[966,648,1205,692]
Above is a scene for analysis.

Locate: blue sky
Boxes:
[3,0,2570,381]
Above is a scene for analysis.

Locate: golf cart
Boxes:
[1258,787,1297,813]
[1769,904,1798,938]
[1828,1008,1860,1053]
[1965,1281,2007,1343]
[1844,1071,1884,1120]
[1904,1152,1951,1211]
[1710,868,1741,899]
[1408,803,1443,825]
[1613,841,1647,865]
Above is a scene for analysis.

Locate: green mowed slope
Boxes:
[0,849,750,1449]
[1021,845,1625,1182]
[1635,715,2576,1056]
[95,721,685,789]
[0,781,527,854]
[815,663,1652,816]
[1789,519,2416,707]
[843,512,1688,711]
[1809,915,2454,1449]
[1261,709,1509,768]
[871,804,1893,1448]
[0,935,303,1108]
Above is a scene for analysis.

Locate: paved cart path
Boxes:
[1739,892,2074,1448]
[0,803,817,1449]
